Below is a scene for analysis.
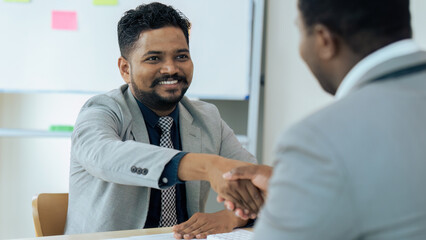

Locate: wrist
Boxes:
[178,153,220,181]
[223,210,248,228]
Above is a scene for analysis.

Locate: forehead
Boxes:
[136,26,188,51]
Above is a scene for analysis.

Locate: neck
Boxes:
[150,106,176,117]
[331,49,363,93]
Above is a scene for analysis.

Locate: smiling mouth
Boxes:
[158,80,178,85]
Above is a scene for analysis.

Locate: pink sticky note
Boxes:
[52,11,78,30]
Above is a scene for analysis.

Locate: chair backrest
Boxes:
[32,193,68,237]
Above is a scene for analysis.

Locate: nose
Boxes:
[160,59,178,75]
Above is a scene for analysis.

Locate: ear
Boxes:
[313,24,338,60]
[118,56,131,84]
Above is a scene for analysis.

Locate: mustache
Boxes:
[150,74,187,88]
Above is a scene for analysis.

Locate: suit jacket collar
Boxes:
[124,87,203,213]
[342,50,426,97]
[123,86,150,144]
[124,87,202,152]
[178,98,202,215]
[178,99,201,154]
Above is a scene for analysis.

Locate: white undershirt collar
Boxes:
[335,39,421,100]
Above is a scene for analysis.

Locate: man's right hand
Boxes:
[177,153,263,215]
[217,165,273,219]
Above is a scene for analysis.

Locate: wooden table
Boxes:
[13,228,253,240]
[13,227,174,240]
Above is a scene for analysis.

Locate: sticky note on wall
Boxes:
[4,0,31,2]
[52,11,78,31]
[93,0,118,5]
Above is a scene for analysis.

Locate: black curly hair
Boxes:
[117,2,191,59]
[298,0,412,57]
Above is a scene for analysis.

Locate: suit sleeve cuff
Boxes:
[159,152,188,188]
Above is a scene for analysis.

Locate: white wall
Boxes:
[261,0,426,165]
[0,94,90,239]
[261,0,333,165]
[1,0,426,239]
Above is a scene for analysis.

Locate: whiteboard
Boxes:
[0,0,252,100]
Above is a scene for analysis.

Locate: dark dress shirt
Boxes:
[135,99,189,228]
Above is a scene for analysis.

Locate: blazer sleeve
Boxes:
[71,95,180,189]
[253,122,358,240]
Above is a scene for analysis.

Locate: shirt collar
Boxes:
[135,97,180,129]
[335,39,421,100]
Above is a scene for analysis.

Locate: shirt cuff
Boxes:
[159,152,188,188]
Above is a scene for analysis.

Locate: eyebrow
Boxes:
[143,51,162,57]
[176,49,189,53]
[143,48,189,57]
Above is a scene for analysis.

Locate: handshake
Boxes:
[213,164,273,220]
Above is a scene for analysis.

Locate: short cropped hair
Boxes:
[298,0,412,57]
[117,2,191,59]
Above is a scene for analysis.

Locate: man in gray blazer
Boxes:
[219,0,426,239]
[64,2,260,238]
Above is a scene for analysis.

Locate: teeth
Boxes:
[159,80,178,85]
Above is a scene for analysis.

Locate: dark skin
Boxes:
[296,14,362,95]
[218,165,273,219]
[217,10,364,219]
[117,27,260,238]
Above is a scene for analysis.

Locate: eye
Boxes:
[145,56,159,62]
[176,54,189,61]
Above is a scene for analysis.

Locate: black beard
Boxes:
[131,74,189,112]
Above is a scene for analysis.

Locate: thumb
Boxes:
[216,195,225,203]
[222,165,256,180]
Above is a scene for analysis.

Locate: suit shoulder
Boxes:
[77,86,133,131]
[82,86,128,112]
[180,97,221,116]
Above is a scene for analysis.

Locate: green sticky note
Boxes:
[49,125,74,132]
[4,0,31,2]
[93,0,118,6]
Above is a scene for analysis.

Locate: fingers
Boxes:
[173,211,234,239]
[216,195,225,203]
[224,165,273,194]
[226,180,260,214]
[218,196,237,212]
[194,229,216,239]
[173,215,208,239]
[217,180,253,213]
[223,179,264,215]
[230,180,260,214]
[173,214,207,232]
[234,208,249,219]
[224,200,235,211]
[242,179,263,216]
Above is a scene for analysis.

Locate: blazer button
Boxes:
[141,168,149,175]
[136,168,143,175]
[131,166,137,173]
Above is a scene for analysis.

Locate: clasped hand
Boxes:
[205,159,265,219]
[216,165,273,220]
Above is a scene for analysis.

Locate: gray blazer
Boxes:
[254,51,426,239]
[64,85,256,234]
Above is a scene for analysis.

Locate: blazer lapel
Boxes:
[123,87,150,144]
[179,102,203,216]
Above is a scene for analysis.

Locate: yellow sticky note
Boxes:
[93,0,118,6]
[4,0,31,2]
